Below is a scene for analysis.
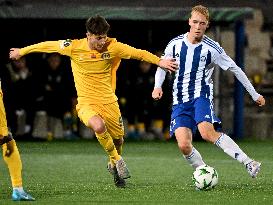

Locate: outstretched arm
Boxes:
[9,40,72,60]
[115,42,178,72]
[215,48,265,107]
[229,66,265,106]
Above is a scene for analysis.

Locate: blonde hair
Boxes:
[191,5,210,21]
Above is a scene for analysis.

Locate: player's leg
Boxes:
[196,97,260,178]
[89,114,127,187]
[113,138,123,156]
[1,137,34,201]
[0,89,34,201]
[170,104,205,169]
[104,102,130,180]
[77,104,121,163]
[89,115,121,161]
[106,137,126,188]
[175,127,206,169]
[89,115,129,184]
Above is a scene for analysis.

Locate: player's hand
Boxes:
[9,48,21,60]
[5,140,14,157]
[152,88,163,100]
[158,58,178,72]
[256,95,265,107]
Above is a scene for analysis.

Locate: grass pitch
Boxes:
[0,139,272,205]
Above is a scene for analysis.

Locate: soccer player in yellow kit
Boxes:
[9,15,177,188]
[0,82,35,200]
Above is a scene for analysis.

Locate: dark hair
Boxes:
[85,15,110,35]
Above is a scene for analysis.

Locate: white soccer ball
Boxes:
[192,165,218,190]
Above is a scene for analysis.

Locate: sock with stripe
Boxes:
[215,133,252,165]
[183,147,206,169]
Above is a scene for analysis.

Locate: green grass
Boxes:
[0,139,272,205]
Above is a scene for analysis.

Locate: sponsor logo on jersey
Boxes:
[101,52,110,59]
[91,53,96,58]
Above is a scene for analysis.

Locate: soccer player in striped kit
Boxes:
[0,81,35,201]
[9,15,178,188]
[152,5,265,178]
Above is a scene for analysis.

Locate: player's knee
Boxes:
[0,133,13,145]
[1,134,15,157]
[88,116,106,134]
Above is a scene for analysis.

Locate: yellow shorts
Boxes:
[0,88,9,137]
[76,101,124,139]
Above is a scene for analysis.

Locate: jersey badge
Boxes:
[200,56,207,62]
[101,52,110,59]
[63,39,72,47]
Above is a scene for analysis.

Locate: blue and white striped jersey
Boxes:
[156,32,259,105]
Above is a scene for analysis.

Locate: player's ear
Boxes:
[206,21,210,28]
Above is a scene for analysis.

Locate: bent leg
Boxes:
[198,121,252,165]
[89,115,121,164]
[175,127,205,169]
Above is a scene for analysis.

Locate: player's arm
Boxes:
[152,43,174,100]
[215,50,265,106]
[152,68,167,100]
[114,42,177,72]
[229,66,265,106]
[10,40,72,60]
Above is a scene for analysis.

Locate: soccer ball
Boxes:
[192,165,218,190]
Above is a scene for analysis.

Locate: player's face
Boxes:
[188,11,209,43]
[86,32,107,51]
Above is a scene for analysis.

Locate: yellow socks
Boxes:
[110,138,124,165]
[96,131,121,165]
[2,139,23,187]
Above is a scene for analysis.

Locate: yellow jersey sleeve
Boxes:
[19,39,73,57]
[111,42,160,65]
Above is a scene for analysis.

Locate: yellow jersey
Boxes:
[19,37,160,105]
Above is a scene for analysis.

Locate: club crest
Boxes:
[101,52,110,59]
